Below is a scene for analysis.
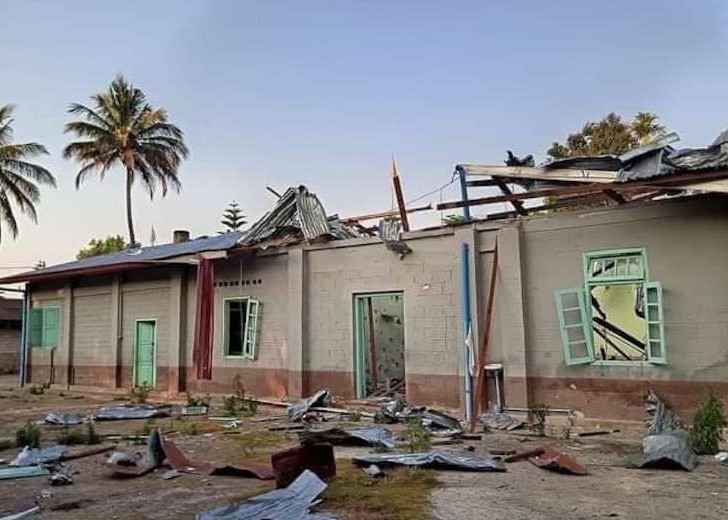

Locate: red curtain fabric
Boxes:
[193,256,214,380]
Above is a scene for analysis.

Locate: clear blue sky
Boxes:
[1,0,727,270]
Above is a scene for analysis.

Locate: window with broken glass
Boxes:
[555,249,665,366]
[222,297,261,359]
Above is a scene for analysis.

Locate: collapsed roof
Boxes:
[438,127,728,217]
[0,186,362,284]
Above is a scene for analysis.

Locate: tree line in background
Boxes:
[1,79,666,261]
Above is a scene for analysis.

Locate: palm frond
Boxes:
[0,142,49,160]
[67,103,112,129]
[2,160,56,187]
[0,191,19,240]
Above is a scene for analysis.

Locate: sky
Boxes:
[1,0,728,271]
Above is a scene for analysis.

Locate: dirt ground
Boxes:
[0,375,727,519]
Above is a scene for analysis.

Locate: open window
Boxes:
[223,297,261,359]
[556,249,666,365]
[27,306,60,349]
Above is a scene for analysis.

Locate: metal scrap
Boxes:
[352,449,506,472]
[645,391,680,435]
[636,433,696,471]
[197,469,337,520]
[0,465,50,480]
[95,404,173,421]
[49,473,73,486]
[10,445,68,467]
[529,446,588,475]
[161,436,274,480]
[272,443,336,488]
[482,412,523,431]
[287,390,333,422]
[0,506,41,520]
[363,464,384,478]
[298,427,395,449]
[44,412,84,426]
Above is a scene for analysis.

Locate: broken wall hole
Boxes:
[353,292,405,398]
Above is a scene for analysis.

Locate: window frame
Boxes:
[221,296,261,360]
[555,248,666,367]
[27,305,61,349]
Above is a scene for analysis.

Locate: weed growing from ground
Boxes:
[690,390,727,454]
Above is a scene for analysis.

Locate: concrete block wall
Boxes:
[520,196,728,419]
[305,230,468,407]
[0,329,20,373]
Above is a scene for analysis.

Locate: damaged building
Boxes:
[4,131,728,421]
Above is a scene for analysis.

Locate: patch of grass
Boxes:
[234,430,290,461]
[26,384,44,395]
[186,392,211,408]
[16,421,41,448]
[403,419,431,453]
[133,419,155,438]
[324,462,437,520]
[179,420,200,436]
[531,403,549,437]
[690,390,727,455]
[56,422,101,446]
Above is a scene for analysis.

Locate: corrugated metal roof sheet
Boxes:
[0,232,244,283]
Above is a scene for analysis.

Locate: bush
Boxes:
[16,421,41,448]
[128,384,151,404]
[56,422,101,446]
[690,390,727,455]
[531,404,549,437]
[185,392,210,408]
[404,419,431,453]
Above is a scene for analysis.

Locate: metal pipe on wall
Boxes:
[18,288,28,386]
[460,243,473,422]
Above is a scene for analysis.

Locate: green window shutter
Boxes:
[27,309,43,348]
[243,299,261,360]
[555,287,595,366]
[41,307,60,349]
[644,282,666,365]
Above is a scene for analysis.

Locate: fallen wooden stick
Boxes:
[504,447,545,463]
[309,407,375,418]
[577,428,620,437]
[61,445,115,461]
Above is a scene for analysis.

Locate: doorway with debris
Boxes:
[353,292,405,398]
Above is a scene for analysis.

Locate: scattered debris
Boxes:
[49,472,74,486]
[363,464,384,478]
[44,412,84,426]
[529,446,588,475]
[0,506,41,520]
[636,433,697,471]
[161,436,274,480]
[105,429,164,477]
[352,449,506,472]
[504,448,545,463]
[298,427,395,449]
[10,445,68,467]
[95,404,173,421]
[160,469,180,480]
[272,443,336,488]
[482,412,523,431]
[646,391,680,435]
[577,429,620,437]
[0,465,50,480]
[197,469,336,520]
[714,452,728,464]
[62,445,114,461]
[288,390,333,422]
[420,409,463,436]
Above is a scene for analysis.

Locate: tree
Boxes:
[77,235,126,259]
[0,105,56,245]
[547,112,666,160]
[63,75,189,246]
[221,201,246,232]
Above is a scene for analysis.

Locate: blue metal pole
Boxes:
[460,243,473,422]
[458,168,472,222]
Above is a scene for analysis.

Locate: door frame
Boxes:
[133,318,157,388]
[352,291,404,398]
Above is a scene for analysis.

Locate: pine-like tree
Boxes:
[221,201,246,232]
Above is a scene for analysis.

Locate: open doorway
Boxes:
[353,292,405,398]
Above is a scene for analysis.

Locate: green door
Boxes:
[134,321,156,387]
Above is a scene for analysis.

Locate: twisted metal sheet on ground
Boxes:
[95,404,173,421]
[529,446,588,475]
[352,449,506,472]
[298,427,395,449]
[197,469,337,519]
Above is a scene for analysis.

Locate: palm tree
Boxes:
[0,105,56,245]
[63,75,188,246]
[631,112,666,145]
